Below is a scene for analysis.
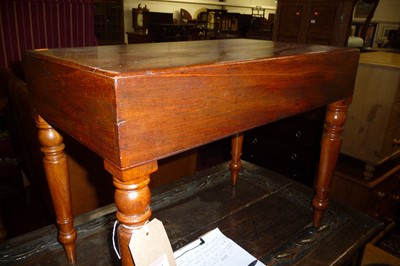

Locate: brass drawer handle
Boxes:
[375,191,386,198]
[392,194,400,201]
[394,138,400,145]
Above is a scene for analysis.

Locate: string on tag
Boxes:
[122,220,150,235]
[112,220,121,259]
[112,220,151,259]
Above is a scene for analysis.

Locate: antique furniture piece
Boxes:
[242,109,324,187]
[132,10,173,32]
[93,0,124,45]
[148,23,199,42]
[273,0,356,46]
[361,221,400,266]
[126,9,250,44]
[331,154,400,223]
[332,51,400,223]
[23,39,359,265]
[1,68,198,221]
[340,52,400,180]
[0,162,381,265]
[132,4,149,33]
[126,32,153,44]
[247,0,356,185]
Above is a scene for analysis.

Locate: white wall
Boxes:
[370,0,400,47]
[123,0,277,42]
[373,0,400,23]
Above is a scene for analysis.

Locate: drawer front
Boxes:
[243,133,317,186]
[369,170,400,221]
[255,117,323,148]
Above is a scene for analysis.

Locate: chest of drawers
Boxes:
[341,52,400,180]
[331,154,400,222]
[242,111,324,187]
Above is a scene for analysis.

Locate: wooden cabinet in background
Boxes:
[94,0,124,45]
[273,0,356,46]
[341,52,400,180]
[331,154,400,223]
[242,110,324,187]
[332,52,400,224]
[244,0,356,186]
[126,32,153,44]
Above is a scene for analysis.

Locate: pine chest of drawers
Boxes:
[341,51,400,180]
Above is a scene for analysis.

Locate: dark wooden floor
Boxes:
[0,161,381,266]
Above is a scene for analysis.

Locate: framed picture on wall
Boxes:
[374,22,400,47]
[375,23,399,40]
[353,1,376,20]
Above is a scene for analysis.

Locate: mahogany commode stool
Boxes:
[23,39,359,265]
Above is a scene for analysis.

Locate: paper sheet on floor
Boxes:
[173,228,265,266]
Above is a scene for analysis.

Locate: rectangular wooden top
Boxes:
[23,39,359,169]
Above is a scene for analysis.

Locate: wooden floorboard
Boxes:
[0,161,382,265]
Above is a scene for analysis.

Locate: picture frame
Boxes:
[375,22,399,40]
[373,22,400,48]
[353,1,375,20]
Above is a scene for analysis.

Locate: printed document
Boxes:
[173,228,265,266]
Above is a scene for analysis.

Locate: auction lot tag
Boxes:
[129,218,176,266]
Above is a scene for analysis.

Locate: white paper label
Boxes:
[129,218,176,266]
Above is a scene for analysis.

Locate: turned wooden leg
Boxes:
[230,133,244,185]
[34,114,77,263]
[104,160,158,266]
[363,163,376,181]
[312,99,350,228]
